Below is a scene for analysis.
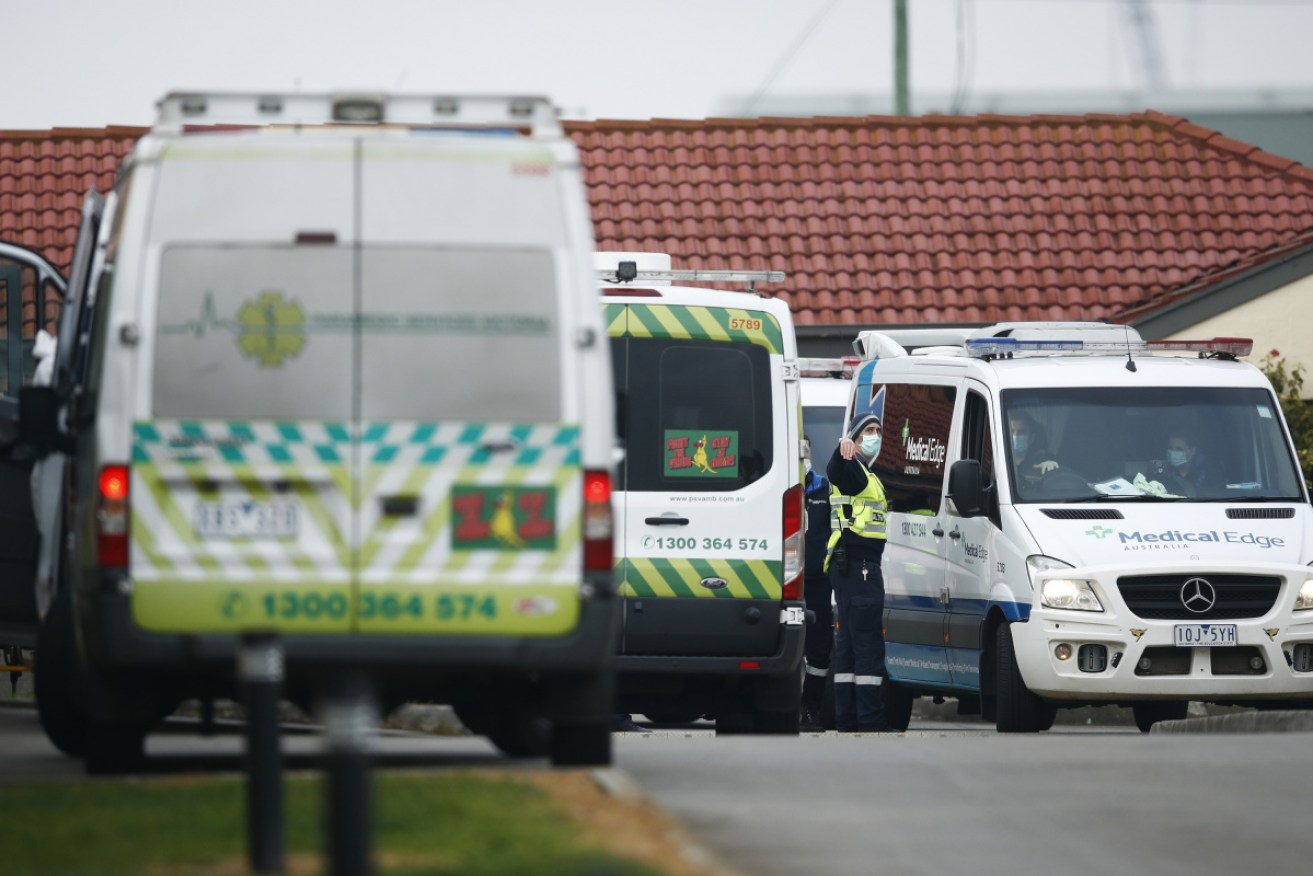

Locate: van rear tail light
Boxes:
[98,464,131,570]
[583,469,613,573]
[782,483,804,600]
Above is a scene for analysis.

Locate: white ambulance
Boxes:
[5,92,620,768]
[845,322,1313,732]
[598,253,807,734]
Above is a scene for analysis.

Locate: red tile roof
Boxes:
[4,111,1313,327]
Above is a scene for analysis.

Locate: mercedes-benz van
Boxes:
[844,322,1313,732]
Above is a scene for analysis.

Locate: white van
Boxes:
[598,253,807,733]
[5,92,620,768]
[845,322,1313,732]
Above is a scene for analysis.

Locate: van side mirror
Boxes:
[18,385,60,457]
[947,459,984,517]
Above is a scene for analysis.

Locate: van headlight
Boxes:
[1028,555,1104,612]
[1296,578,1313,611]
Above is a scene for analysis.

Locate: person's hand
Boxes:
[839,437,856,460]
[1036,459,1059,474]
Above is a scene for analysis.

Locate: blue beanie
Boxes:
[848,412,882,442]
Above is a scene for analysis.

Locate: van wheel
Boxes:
[995,623,1054,733]
[35,588,89,758]
[1132,701,1189,733]
[84,722,148,775]
[753,707,800,735]
[551,721,612,766]
[487,708,552,759]
[883,679,914,732]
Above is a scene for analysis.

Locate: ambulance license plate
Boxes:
[196,500,299,539]
[1173,624,1237,647]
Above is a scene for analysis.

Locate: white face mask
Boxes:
[860,434,882,459]
[1167,449,1189,469]
[803,457,813,473]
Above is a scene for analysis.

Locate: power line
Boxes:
[744,0,844,117]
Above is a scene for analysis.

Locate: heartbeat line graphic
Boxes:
[158,292,241,338]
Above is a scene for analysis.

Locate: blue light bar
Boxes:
[966,338,1086,357]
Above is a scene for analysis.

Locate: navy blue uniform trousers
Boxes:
[830,544,887,730]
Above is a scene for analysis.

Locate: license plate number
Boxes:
[1173,623,1237,647]
[196,500,299,539]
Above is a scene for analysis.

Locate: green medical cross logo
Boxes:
[1086,525,1113,539]
[902,418,910,446]
[238,291,306,366]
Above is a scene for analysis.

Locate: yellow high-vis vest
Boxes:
[825,467,888,572]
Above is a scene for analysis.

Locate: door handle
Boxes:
[479,439,521,453]
[381,495,420,517]
[948,528,962,541]
[932,527,945,538]
[645,514,690,526]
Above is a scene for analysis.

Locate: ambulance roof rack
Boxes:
[153,91,563,137]
[799,356,861,378]
[596,263,785,294]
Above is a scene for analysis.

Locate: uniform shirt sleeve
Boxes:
[826,444,872,496]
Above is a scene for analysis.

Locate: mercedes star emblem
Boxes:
[1180,577,1217,614]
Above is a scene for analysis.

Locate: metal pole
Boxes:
[894,0,910,116]
[239,634,285,875]
[323,670,376,876]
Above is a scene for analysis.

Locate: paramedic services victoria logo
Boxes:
[238,291,306,366]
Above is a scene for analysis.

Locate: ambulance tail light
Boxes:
[583,469,613,573]
[97,464,131,570]
[782,483,804,600]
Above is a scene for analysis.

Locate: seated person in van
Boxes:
[1008,412,1060,488]
[1155,433,1211,494]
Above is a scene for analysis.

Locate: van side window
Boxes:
[620,337,773,492]
[864,382,954,514]
[962,390,1000,526]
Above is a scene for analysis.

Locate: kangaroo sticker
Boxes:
[451,486,557,551]
[664,430,738,478]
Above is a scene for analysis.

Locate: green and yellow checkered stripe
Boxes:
[619,557,783,600]
[605,303,783,354]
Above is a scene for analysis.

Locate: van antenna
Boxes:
[1123,324,1137,373]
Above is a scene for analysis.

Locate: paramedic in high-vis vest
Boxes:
[799,436,834,732]
[825,413,895,732]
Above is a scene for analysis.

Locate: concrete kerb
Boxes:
[1152,710,1313,734]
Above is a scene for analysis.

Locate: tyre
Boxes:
[883,679,914,732]
[84,722,147,775]
[753,707,801,735]
[486,708,552,759]
[34,588,88,758]
[995,623,1053,733]
[1132,700,1189,733]
[551,721,612,766]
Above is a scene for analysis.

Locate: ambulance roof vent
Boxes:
[154,92,563,137]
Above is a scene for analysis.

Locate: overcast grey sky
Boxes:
[6,0,1313,129]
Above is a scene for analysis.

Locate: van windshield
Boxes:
[1002,386,1304,503]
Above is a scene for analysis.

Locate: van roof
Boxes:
[152,92,563,138]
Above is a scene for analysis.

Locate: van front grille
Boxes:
[1040,508,1124,520]
[1116,574,1281,620]
[1225,508,1295,519]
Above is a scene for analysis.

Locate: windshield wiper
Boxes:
[1090,494,1182,502]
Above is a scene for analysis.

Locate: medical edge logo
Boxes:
[451,486,558,551]
[664,430,738,478]
[239,291,306,366]
[1084,526,1286,551]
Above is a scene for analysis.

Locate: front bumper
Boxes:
[1014,577,1313,702]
